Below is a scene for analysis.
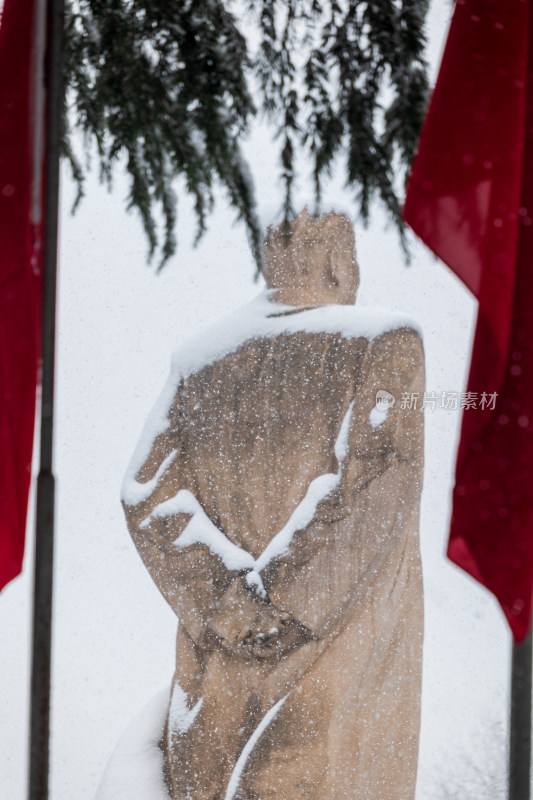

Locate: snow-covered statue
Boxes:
[118,210,425,800]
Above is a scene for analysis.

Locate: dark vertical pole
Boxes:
[509,630,533,800]
[28,0,64,793]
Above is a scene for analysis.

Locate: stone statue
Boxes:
[120,210,425,800]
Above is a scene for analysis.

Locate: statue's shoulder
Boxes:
[369,326,424,380]
[371,325,423,350]
[170,296,422,383]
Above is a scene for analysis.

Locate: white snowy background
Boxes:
[1,2,514,798]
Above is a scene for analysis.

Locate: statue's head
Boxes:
[263,209,359,307]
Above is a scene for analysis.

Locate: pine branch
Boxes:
[62,0,430,271]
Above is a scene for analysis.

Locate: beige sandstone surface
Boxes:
[122,210,425,800]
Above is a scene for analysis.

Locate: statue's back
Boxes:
[177,331,369,556]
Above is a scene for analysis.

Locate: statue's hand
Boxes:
[235,606,310,660]
[208,575,312,659]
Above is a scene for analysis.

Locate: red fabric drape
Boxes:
[404,0,533,640]
[0,0,43,590]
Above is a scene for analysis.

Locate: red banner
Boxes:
[404,0,533,639]
[0,0,44,590]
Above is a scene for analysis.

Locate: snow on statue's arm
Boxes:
[261,327,425,637]
[121,379,263,648]
[202,395,356,659]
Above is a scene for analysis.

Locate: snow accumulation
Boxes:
[125,449,178,506]
[135,401,354,595]
[94,690,170,800]
[168,683,203,735]
[168,291,419,382]
[253,401,354,573]
[142,488,257,573]
[121,290,419,592]
[224,694,289,800]
[164,403,353,595]
[122,290,419,508]
[95,688,290,800]
[369,406,389,428]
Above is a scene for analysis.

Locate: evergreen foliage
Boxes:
[63,0,430,270]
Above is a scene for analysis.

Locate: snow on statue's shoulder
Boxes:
[121,291,421,505]
[170,291,420,382]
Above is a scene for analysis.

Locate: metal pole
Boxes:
[509,629,533,800]
[28,0,64,792]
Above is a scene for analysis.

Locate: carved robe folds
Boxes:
[122,310,424,800]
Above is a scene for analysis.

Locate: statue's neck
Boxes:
[266,287,346,309]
